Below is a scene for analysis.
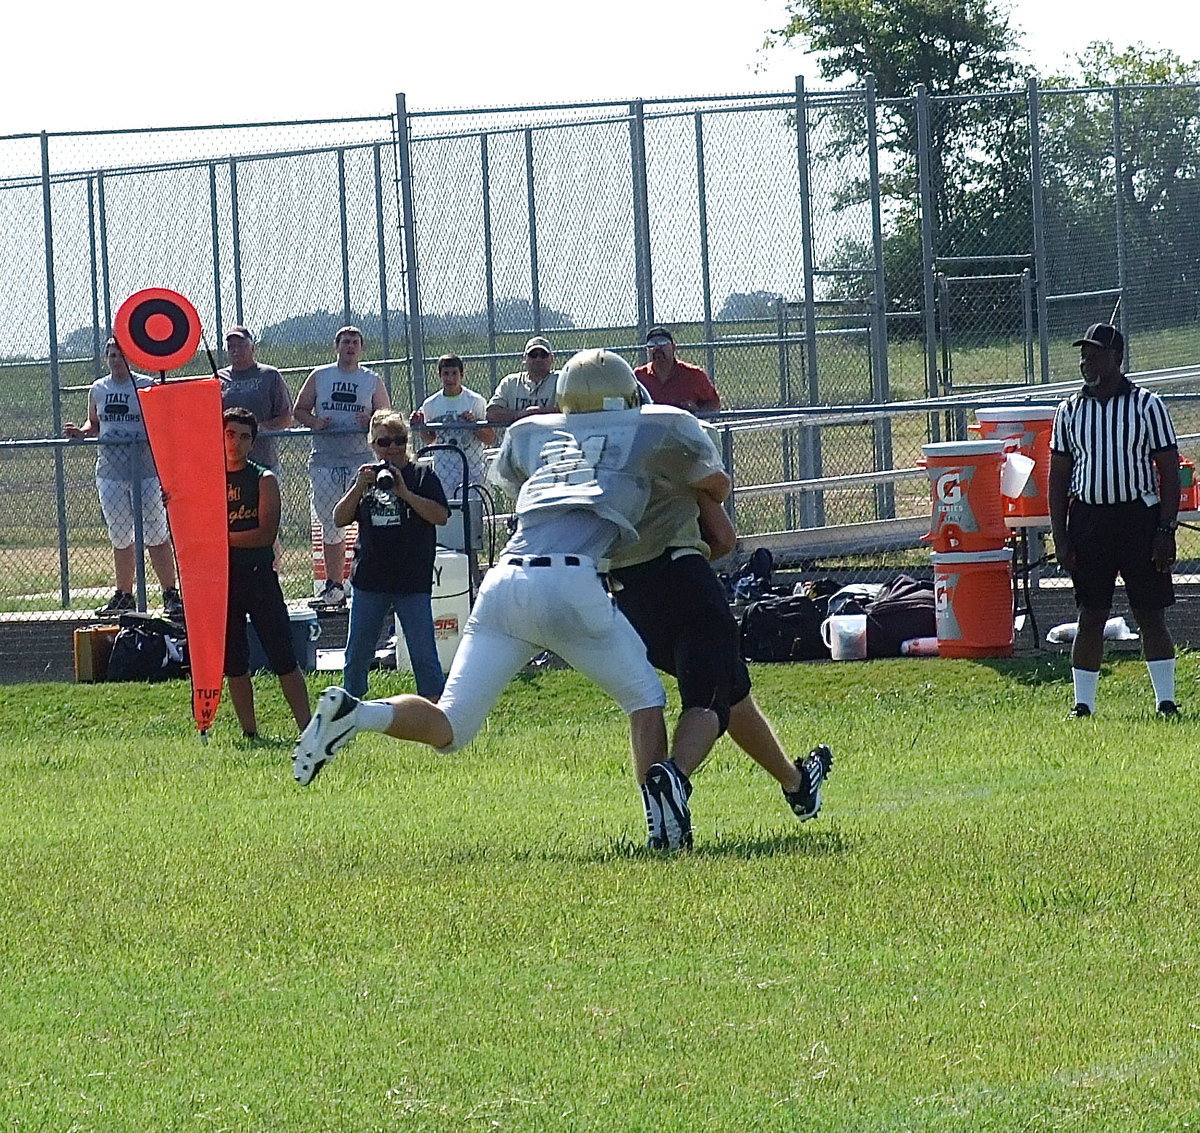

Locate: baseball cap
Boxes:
[645,325,674,344]
[225,326,254,343]
[1072,323,1124,352]
[524,336,552,355]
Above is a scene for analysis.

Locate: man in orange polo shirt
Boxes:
[634,326,721,414]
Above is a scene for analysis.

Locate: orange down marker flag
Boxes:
[139,378,228,735]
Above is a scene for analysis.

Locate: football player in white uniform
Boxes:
[292,350,727,849]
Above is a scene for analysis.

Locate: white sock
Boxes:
[357,699,394,733]
[1147,658,1176,705]
[1072,668,1100,711]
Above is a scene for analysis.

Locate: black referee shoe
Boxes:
[1067,703,1092,719]
[1157,700,1181,718]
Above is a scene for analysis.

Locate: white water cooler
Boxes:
[395,550,472,674]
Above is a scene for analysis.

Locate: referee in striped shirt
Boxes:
[1049,322,1180,718]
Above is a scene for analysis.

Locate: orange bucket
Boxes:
[974,407,1057,519]
[922,440,1008,553]
[932,548,1014,658]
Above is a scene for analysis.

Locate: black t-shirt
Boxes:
[350,460,447,594]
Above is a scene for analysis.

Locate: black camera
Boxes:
[374,464,395,492]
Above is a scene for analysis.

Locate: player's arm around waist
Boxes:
[691,469,731,504]
[697,490,736,559]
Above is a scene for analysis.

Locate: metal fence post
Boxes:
[694,111,715,379]
[338,148,352,326]
[629,100,653,335]
[776,299,797,530]
[865,76,895,517]
[481,133,498,391]
[209,163,223,346]
[916,84,942,443]
[1028,76,1050,383]
[230,157,244,326]
[720,423,737,536]
[1112,88,1130,363]
[42,132,71,607]
[87,175,101,368]
[373,143,391,393]
[1021,267,1035,382]
[395,93,426,408]
[130,441,147,611]
[524,128,542,333]
[794,76,823,526]
[97,170,112,334]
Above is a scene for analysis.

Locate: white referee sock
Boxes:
[1072,668,1100,712]
[357,699,395,733]
[1147,658,1176,706]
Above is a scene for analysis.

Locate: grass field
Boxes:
[3,654,1199,1130]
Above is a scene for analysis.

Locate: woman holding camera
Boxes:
[335,410,449,701]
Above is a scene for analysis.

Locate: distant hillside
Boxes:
[57,298,578,358]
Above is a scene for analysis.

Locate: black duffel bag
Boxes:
[740,593,829,662]
[107,612,188,682]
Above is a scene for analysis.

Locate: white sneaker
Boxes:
[293,687,361,785]
[319,582,346,607]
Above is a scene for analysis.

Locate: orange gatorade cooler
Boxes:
[974,406,1058,518]
[932,548,1014,658]
[922,440,1009,553]
[1179,459,1198,512]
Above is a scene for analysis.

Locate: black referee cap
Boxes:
[1072,323,1124,353]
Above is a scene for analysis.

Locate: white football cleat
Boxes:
[643,760,693,850]
[293,687,361,785]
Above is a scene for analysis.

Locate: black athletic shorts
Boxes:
[610,549,750,735]
[225,560,298,677]
[1066,498,1174,612]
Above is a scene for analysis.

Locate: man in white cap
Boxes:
[485,336,560,425]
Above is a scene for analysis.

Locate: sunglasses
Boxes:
[373,436,407,447]
[526,350,550,359]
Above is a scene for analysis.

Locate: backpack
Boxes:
[107,613,189,682]
[740,593,829,662]
[729,547,775,603]
[864,575,937,657]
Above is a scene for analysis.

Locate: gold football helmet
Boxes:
[556,349,639,414]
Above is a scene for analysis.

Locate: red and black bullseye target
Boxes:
[114,288,202,373]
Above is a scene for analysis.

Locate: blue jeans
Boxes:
[343,588,445,701]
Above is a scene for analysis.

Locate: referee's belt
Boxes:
[503,554,587,568]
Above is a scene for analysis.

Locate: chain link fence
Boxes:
[3,80,1200,641]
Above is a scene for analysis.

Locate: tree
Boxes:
[1040,44,1200,328]
[717,291,785,321]
[767,0,1033,327]
[772,0,1023,102]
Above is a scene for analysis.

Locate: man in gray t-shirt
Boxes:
[218,327,293,473]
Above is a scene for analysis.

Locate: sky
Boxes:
[4,0,1198,138]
